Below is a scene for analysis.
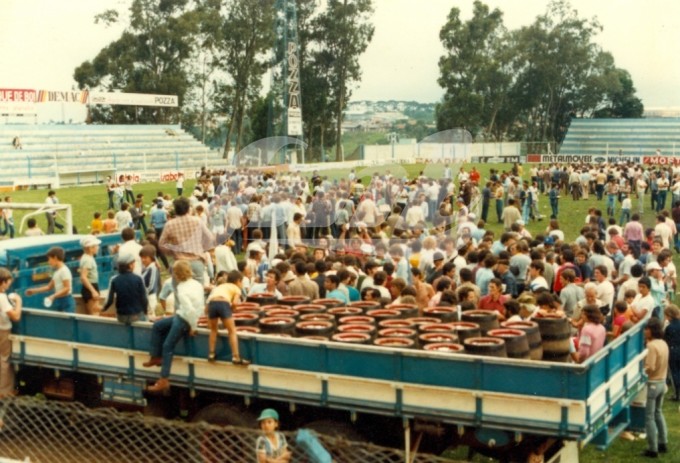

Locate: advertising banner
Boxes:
[527,154,593,163]
[0,88,36,113]
[642,156,680,166]
[470,155,521,164]
[159,171,185,182]
[36,89,89,104]
[116,172,142,184]
[89,92,178,107]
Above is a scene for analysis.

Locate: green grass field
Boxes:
[3,162,678,462]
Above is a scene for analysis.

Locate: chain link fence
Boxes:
[0,397,459,463]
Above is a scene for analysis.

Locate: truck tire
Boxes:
[463,337,507,358]
[487,329,530,359]
[191,403,256,428]
[304,419,366,442]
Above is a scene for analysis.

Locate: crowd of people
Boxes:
[1,159,679,457]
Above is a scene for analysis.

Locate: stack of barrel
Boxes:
[232,295,573,362]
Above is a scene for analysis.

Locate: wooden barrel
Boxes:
[366,309,401,323]
[418,332,459,348]
[233,312,259,327]
[378,319,415,330]
[338,315,375,326]
[295,320,335,338]
[264,308,299,320]
[418,323,455,335]
[463,337,507,358]
[373,337,415,349]
[377,327,417,340]
[386,303,419,319]
[450,322,482,343]
[327,307,363,321]
[294,304,327,316]
[422,342,464,354]
[246,293,278,305]
[260,304,289,313]
[487,328,530,359]
[279,295,311,307]
[259,316,296,335]
[349,301,382,313]
[336,323,376,339]
[299,313,336,326]
[312,298,345,309]
[461,310,500,335]
[406,317,440,328]
[234,302,260,312]
[502,320,543,361]
[535,315,571,362]
[423,306,459,323]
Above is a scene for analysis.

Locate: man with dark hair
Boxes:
[158,197,215,282]
[287,261,319,300]
[642,318,669,458]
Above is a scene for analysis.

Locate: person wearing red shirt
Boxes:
[469,167,481,184]
[477,278,507,321]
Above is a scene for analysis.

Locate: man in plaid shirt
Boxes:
[159,197,215,282]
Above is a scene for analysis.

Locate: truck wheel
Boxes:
[191,403,256,428]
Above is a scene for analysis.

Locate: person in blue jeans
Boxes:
[642,318,669,458]
[549,183,560,219]
[144,260,204,393]
[25,247,75,313]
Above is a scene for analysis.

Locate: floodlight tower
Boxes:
[269,0,304,164]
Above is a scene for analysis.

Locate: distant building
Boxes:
[643,107,680,118]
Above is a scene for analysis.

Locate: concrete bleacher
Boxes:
[0,124,226,187]
[559,118,680,157]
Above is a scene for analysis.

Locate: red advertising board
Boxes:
[642,156,680,166]
[0,89,36,113]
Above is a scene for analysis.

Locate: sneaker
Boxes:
[641,450,658,458]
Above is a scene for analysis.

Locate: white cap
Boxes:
[117,252,136,265]
[646,261,662,271]
[81,235,101,248]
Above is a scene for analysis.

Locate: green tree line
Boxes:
[74,0,642,161]
[436,0,643,143]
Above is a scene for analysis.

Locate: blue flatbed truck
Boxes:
[3,236,649,462]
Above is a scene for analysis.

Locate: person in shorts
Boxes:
[206,270,247,365]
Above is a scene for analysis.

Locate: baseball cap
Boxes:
[544,236,555,246]
[257,408,279,421]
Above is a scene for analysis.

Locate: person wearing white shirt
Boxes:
[654,215,672,250]
[226,201,244,254]
[118,227,143,276]
[593,265,615,312]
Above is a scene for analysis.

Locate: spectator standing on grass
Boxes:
[150,201,168,238]
[1,196,15,239]
[45,190,64,234]
[123,175,135,204]
[641,318,669,458]
[106,176,117,210]
[159,197,215,283]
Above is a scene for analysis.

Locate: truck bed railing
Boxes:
[11,309,648,444]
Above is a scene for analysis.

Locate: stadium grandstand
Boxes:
[559,118,680,158]
[0,124,226,189]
